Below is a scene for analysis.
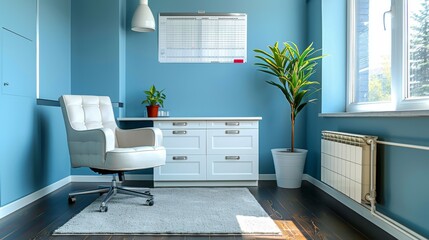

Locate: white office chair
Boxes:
[59,95,166,212]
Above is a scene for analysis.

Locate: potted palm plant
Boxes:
[254,42,324,188]
[142,85,166,117]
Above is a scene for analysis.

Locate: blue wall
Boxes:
[70,0,126,175]
[320,0,346,113]
[305,0,429,237]
[125,0,308,174]
[39,0,71,99]
[0,0,36,40]
[71,0,126,106]
[305,0,323,177]
[0,0,38,205]
[38,0,72,187]
[0,0,71,206]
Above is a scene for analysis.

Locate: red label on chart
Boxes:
[233,59,244,63]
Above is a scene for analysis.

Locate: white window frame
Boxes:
[347,0,429,112]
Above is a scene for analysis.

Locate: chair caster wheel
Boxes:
[145,199,154,206]
[68,196,76,204]
[99,205,108,212]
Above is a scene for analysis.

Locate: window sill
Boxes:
[319,110,429,118]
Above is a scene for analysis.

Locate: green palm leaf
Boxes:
[254,42,325,152]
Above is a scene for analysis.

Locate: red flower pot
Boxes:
[146,105,159,117]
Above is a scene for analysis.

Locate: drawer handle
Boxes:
[225,122,239,126]
[225,156,240,160]
[172,156,188,160]
[173,122,187,126]
[225,130,240,134]
[173,130,187,134]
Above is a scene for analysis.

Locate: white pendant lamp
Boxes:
[131,0,155,32]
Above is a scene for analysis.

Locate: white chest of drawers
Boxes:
[119,117,261,187]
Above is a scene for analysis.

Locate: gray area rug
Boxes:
[54,188,281,235]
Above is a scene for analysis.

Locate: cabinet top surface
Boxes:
[118,117,262,121]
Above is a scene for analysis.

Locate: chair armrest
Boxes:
[68,127,116,152]
[66,128,115,168]
[116,127,163,148]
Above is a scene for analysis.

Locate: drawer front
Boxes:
[207,155,258,180]
[207,121,258,129]
[154,155,207,181]
[162,129,206,154]
[154,121,206,129]
[207,129,258,154]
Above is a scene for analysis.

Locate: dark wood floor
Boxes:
[0,180,395,240]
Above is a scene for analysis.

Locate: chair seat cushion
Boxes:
[105,146,166,171]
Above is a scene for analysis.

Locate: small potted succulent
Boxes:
[142,85,166,117]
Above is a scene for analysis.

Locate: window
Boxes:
[347,0,429,112]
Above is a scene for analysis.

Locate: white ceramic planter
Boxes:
[272,148,308,188]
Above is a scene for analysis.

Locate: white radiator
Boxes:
[321,131,428,240]
[321,131,377,205]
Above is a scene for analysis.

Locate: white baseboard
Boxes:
[0,176,71,219]
[70,174,153,182]
[155,180,258,187]
[71,174,276,182]
[302,174,425,240]
[259,174,276,180]
[122,174,154,181]
[70,175,113,182]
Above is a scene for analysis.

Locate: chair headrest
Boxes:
[59,95,117,131]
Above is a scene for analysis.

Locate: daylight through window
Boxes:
[347,0,429,112]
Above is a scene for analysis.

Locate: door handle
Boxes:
[225,122,239,126]
[172,156,188,160]
[225,156,240,160]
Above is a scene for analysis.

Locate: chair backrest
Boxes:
[59,95,118,168]
[59,95,117,133]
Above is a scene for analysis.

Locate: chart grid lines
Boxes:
[158,13,247,63]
